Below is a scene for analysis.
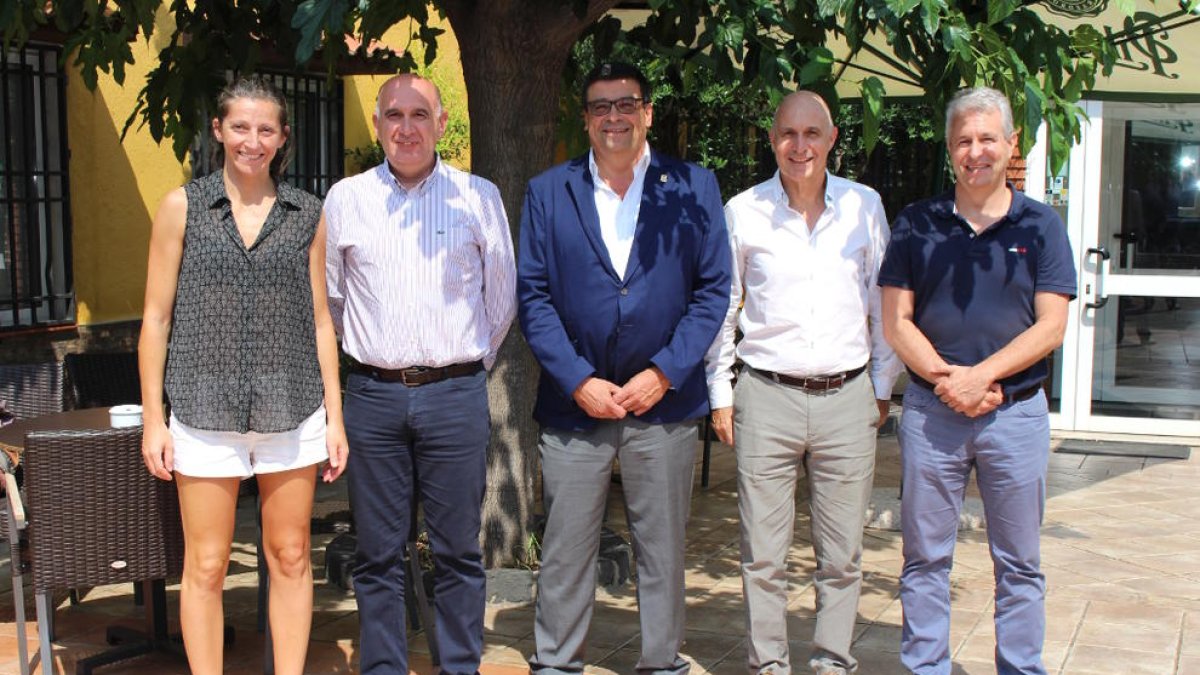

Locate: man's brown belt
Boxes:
[754,364,867,393]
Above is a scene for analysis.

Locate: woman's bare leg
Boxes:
[176,474,241,675]
[257,464,319,675]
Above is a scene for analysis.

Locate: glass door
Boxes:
[1066,101,1200,435]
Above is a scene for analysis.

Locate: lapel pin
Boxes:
[659,173,668,183]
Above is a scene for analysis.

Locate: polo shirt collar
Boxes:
[936,182,1029,232]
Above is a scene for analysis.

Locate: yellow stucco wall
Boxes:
[68,21,187,326]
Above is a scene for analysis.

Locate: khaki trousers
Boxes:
[735,367,878,674]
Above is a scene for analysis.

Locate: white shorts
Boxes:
[170,405,328,478]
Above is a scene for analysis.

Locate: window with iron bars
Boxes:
[192,71,345,198]
[1,43,73,330]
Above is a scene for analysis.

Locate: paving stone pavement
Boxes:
[0,428,1196,674]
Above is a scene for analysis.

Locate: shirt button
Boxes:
[620,288,629,296]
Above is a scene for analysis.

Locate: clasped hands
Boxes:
[573,368,670,419]
[930,364,1004,417]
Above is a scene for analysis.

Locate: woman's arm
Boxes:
[309,212,348,482]
[138,187,188,480]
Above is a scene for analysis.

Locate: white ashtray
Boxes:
[109,404,143,428]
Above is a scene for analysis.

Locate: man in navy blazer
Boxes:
[519,62,731,675]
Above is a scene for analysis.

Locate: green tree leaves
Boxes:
[614,0,1116,170]
[861,76,886,154]
[293,0,349,65]
[1,0,1123,172]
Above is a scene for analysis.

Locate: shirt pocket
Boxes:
[441,215,482,287]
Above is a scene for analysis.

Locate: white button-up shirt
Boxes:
[589,144,651,280]
[705,171,902,408]
[324,159,517,370]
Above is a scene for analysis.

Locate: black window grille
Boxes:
[1,43,73,330]
[193,71,345,198]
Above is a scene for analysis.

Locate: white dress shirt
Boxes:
[324,159,517,369]
[589,144,651,280]
[706,171,902,408]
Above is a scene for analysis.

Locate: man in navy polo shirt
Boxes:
[878,87,1076,674]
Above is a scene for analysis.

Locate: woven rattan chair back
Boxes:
[0,362,64,420]
[22,427,184,592]
[63,352,141,409]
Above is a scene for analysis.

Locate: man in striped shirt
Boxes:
[323,73,517,675]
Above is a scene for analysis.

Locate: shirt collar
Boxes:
[201,169,301,210]
[377,155,445,196]
[588,143,652,188]
[274,181,304,209]
[937,182,1029,230]
[768,170,835,208]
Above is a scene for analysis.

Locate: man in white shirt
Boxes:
[324,73,516,675]
[705,91,901,675]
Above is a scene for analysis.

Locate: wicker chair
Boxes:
[0,362,64,420]
[63,352,141,410]
[5,427,184,675]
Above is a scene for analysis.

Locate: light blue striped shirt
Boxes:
[324,159,517,369]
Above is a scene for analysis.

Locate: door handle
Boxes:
[1112,231,1137,269]
[1085,246,1110,309]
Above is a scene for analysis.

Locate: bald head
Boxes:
[769,90,838,190]
[773,91,834,134]
[373,72,448,185]
[375,73,444,118]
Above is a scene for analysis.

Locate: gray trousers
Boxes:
[735,368,878,674]
[531,417,698,675]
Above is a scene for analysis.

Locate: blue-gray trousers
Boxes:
[898,382,1049,675]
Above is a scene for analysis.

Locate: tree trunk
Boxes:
[443,0,619,565]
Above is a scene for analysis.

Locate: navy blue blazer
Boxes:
[517,150,731,431]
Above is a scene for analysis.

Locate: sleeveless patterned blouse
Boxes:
[165,170,325,433]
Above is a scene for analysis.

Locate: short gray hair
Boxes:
[945,87,1015,141]
[374,73,445,118]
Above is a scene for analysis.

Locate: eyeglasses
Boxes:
[585,96,645,117]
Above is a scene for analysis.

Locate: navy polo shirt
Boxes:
[878,187,1077,394]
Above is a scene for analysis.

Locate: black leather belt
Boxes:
[754,364,866,393]
[914,378,1041,404]
[1003,385,1042,403]
[350,359,483,387]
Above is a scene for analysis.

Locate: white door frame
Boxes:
[1042,99,1200,436]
